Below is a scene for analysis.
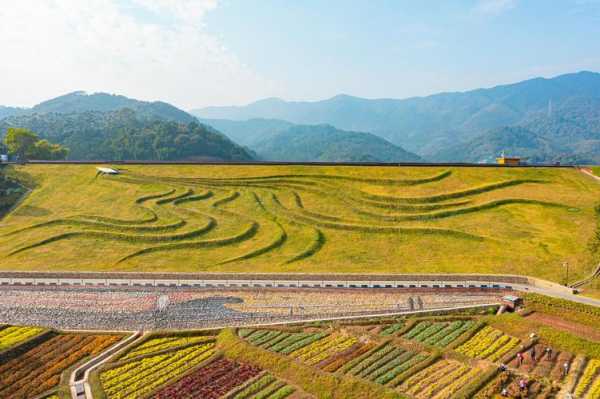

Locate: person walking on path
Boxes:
[545,347,553,360]
[562,361,570,378]
[517,352,524,366]
[531,346,536,362]
[519,379,527,391]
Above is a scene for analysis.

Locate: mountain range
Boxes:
[0,92,421,162]
[193,71,600,163]
[2,71,600,163]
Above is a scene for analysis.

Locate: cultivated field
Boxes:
[1,164,599,283]
[3,294,598,399]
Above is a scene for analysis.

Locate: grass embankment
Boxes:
[0,164,599,280]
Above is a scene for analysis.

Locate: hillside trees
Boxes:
[3,128,68,160]
[0,110,255,161]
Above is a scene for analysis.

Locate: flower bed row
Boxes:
[401,320,474,347]
[100,342,215,399]
[151,357,262,399]
[290,334,357,365]
[340,341,429,387]
[455,326,519,361]
[380,321,405,336]
[399,359,480,399]
[574,358,600,397]
[0,325,45,351]
[121,335,214,360]
[239,328,328,355]
[0,333,121,399]
[230,373,296,399]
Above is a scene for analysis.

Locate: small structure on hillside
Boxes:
[0,154,8,163]
[501,295,523,311]
[496,151,523,166]
[96,167,119,175]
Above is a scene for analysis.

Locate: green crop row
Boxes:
[361,179,544,204]
[355,198,568,223]
[135,189,176,204]
[380,321,405,336]
[116,221,259,263]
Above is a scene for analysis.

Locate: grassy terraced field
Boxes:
[1,164,600,281]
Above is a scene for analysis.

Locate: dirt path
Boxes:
[525,312,600,342]
[580,167,600,182]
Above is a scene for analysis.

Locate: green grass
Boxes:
[1,164,599,280]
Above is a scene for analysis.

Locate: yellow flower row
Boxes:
[456,326,517,359]
[292,334,354,363]
[122,335,214,359]
[574,359,600,397]
[0,326,45,351]
[304,337,357,366]
[101,342,215,399]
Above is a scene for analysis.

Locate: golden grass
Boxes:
[1,164,599,281]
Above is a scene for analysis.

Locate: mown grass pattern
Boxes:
[2,164,586,274]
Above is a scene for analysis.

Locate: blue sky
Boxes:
[1,0,599,109]
[203,0,600,103]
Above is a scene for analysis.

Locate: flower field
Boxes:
[337,341,428,386]
[230,373,300,399]
[475,370,554,398]
[573,359,600,398]
[238,328,329,355]
[508,343,576,381]
[400,319,475,347]
[2,295,600,399]
[100,341,215,399]
[400,359,482,399]
[151,357,262,399]
[455,326,519,361]
[120,334,215,360]
[0,332,121,399]
[379,320,405,336]
[289,333,358,365]
[0,325,45,351]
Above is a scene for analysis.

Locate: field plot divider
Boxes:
[222,303,501,330]
[69,331,142,399]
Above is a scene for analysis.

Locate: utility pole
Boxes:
[563,262,569,286]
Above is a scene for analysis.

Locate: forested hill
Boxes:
[0,109,255,161]
[29,91,197,124]
[0,106,24,120]
[253,124,422,162]
[192,71,600,162]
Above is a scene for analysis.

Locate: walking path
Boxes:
[1,271,599,308]
[69,331,142,399]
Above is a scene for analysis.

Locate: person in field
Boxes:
[530,346,536,362]
[545,347,553,360]
[517,352,524,366]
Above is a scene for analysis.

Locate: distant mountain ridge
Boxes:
[254,124,422,162]
[192,71,600,163]
[30,91,197,124]
[198,117,295,147]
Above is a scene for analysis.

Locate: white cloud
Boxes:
[473,0,518,16]
[0,0,275,109]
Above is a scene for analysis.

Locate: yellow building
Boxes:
[496,152,522,166]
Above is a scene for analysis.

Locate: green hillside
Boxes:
[1,164,599,283]
[0,109,255,161]
[254,124,422,162]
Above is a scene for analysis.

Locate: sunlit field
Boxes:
[1,164,599,283]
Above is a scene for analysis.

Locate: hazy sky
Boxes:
[1,0,600,110]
